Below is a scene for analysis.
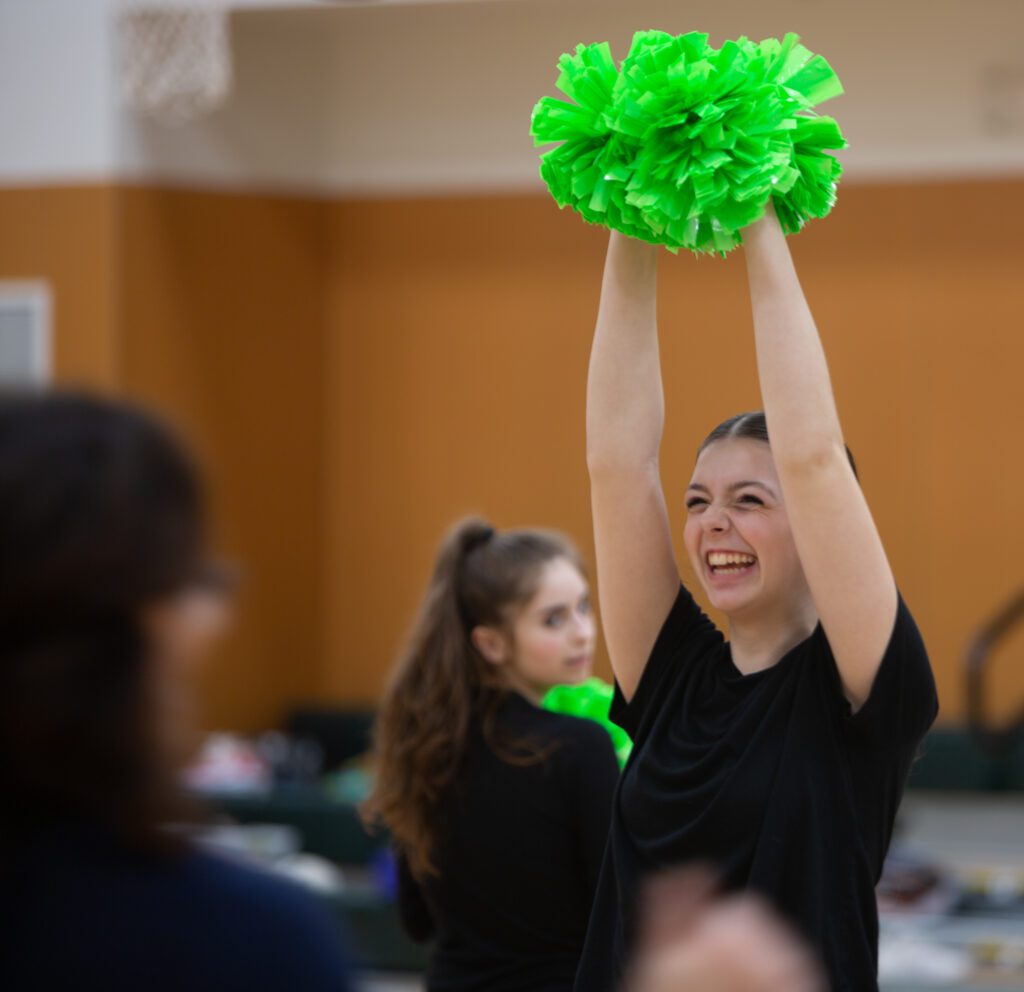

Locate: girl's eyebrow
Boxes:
[535,593,588,615]
[686,481,777,497]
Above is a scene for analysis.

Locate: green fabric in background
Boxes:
[542,678,633,767]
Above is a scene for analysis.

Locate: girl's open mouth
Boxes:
[706,550,758,578]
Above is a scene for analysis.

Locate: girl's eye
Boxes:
[578,598,592,616]
[545,612,566,628]
[738,494,764,506]
[685,498,707,511]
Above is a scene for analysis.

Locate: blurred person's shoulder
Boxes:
[169,841,354,987]
[2,823,352,991]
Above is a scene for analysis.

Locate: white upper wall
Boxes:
[0,0,119,182]
[3,0,1024,190]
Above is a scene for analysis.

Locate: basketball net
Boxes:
[117,1,233,125]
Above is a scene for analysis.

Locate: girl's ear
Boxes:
[471,625,509,666]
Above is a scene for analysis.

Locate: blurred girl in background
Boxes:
[364,518,619,992]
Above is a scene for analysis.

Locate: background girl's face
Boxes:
[683,439,810,620]
[496,556,596,702]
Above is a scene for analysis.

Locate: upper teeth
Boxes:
[708,552,756,567]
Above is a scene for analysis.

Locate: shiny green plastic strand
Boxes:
[530,31,847,254]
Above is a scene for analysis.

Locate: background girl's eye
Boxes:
[545,612,566,628]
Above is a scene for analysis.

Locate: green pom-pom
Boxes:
[530,31,847,254]
[541,677,633,767]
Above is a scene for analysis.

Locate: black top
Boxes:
[398,691,620,992]
[574,586,938,992]
[1,822,353,992]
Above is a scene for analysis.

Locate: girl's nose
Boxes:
[573,610,595,641]
[701,504,730,533]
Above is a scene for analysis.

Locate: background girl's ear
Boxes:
[471,625,508,666]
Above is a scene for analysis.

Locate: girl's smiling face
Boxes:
[683,439,810,620]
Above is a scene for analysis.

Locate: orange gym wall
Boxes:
[0,185,329,732]
[2,181,1023,729]
[324,182,1024,725]
[115,188,330,731]
[0,186,120,387]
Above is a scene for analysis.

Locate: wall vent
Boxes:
[0,282,51,386]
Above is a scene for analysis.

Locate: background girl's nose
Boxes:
[575,611,595,638]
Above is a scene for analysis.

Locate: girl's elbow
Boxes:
[773,439,848,477]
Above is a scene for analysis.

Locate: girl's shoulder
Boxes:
[495,693,618,766]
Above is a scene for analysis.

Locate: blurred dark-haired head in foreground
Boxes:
[0,389,220,850]
[0,389,352,991]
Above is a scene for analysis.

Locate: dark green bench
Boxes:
[323,885,430,972]
[205,785,380,864]
[907,727,1024,792]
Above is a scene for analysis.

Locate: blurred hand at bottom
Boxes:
[627,869,826,992]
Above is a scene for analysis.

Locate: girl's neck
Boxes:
[727,597,818,675]
[499,670,546,706]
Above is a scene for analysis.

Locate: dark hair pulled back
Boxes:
[699,410,858,480]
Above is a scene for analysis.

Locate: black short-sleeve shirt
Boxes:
[574,586,938,992]
[399,691,620,992]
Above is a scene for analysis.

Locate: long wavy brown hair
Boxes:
[361,517,584,879]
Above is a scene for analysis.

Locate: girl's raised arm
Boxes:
[587,232,681,701]
[743,205,897,710]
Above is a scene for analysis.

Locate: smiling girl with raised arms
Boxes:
[575,206,939,992]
